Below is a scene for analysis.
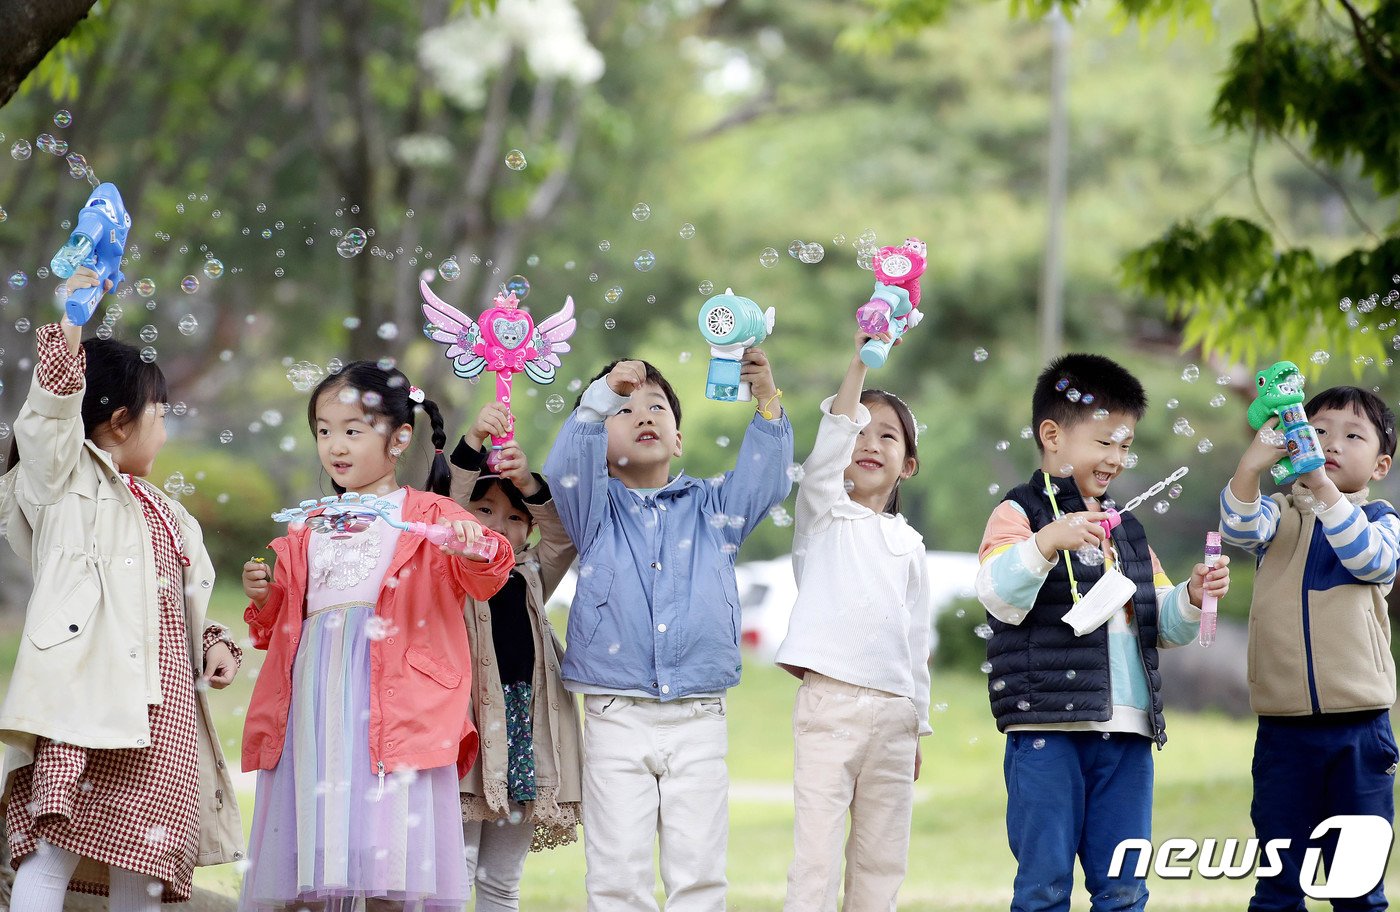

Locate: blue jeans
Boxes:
[1250,712,1397,912]
[1003,731,1154,912]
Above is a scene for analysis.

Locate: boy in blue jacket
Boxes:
[545,353,793,912]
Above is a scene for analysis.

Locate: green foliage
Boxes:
[151,443,283,576]
[934,597,991,673]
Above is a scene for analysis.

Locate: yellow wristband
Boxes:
[757,389,784,420]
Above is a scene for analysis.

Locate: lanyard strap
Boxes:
[1041,472,1083,602]
[123,475,191,567]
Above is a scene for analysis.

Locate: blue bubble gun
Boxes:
[49,183,130,326]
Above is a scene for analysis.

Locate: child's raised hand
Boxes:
[1187,552,1231,608]
[1239,417,1287,477]
[203,640,239,689]
[64,266,113,294]
[494,442,541,497]
[468,401,512,450]
[242,558,272,609]
[607,360,648,397]
[1034,512,1109,560]
[854,327,893,355]
[741,347,779,406]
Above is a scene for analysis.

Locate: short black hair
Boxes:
[469,475,536,529]
[576,359,683,428]
[1032,353,1148,452]
[7,335,168,470]
[1305,386,1397,458]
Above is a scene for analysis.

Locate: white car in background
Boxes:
[543,552,982,662]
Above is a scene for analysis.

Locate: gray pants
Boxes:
[463,811,534,912]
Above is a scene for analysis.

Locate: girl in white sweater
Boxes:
[774,329,932,912]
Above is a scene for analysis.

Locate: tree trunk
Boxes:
[0,0,100,109]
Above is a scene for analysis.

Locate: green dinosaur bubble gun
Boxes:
[1247,361,1326,486]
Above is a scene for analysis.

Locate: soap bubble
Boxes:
[1076,544,1104,567]
[14,318,31,332]
[799,243,824,264]
[377,322,399,341]
[10,140,31,160]
[973,348,989,362]
[140,324,158,343]
[53,110,72,128]
[136,278,156,296]
[995,440,1010,451]
[633,250,656,272]
[717,436,731,448]
[1032,738,1046,750]
[679,223,696,239]
[1017,700,1032,711]
[1172,418,1195,437]
[1092,408,1109,421]
[631,203,651,221]
[597,240,611,252]
[1021,426,1033,439]
[504,149,527,171]
[1181,365,1200,382]
[605,286,623,304]
[1123,453,1139,469]
[980,661,993,674]
[203,259,224,279]
[337,229,368,259]
[1168,484,1183,499]
[1066,389,1081,402]
[833,233,847,246]
[973,624,993,640]
[1210,394,1227,408]
[988,483,1000,495]
[140,346,157,363]
[7,272,27,289]
[1166,398,1179,409]
[180,276,199,294]
[759,247,779,268]
[788,240,804,259]
[604,318,617,330]
[1154,500,1170,514]
[699,280,714,295]
[992,679,1006,691]
[545,394,566,413]
[437,257,462,282]
[1310,350,1331,365]
[1197,438,1214,454]
[786,463,805,483]
[65,153,89,180]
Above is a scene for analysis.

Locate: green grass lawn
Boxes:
[5,583,1390,909]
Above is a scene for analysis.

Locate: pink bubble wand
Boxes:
[420,278,577,469]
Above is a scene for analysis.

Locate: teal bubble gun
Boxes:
[1247,361,1326,486]
[49,183,130,326]
[697,288,775,402]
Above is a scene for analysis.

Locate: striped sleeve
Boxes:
[1315,498,1400,585]
[1219,485,1281,557]
[976,500,1056,625]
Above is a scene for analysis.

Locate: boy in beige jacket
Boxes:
[1220,385,1399,912]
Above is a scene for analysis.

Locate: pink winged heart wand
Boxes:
[420,278,577,469]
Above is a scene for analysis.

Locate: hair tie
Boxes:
[408,385,426,404]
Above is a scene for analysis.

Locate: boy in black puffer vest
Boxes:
[975,353,1231,912]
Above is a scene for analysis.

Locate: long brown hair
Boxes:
[860,388,920,514]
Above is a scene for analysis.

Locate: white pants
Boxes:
[581,694,729,912]
[783,673,918,912]
[463,808,534,912]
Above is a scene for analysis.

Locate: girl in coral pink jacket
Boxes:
[238,361,512,912]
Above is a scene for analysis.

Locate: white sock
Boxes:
[108,866,163,912]
[10,840,80,912]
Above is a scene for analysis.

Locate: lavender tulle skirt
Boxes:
[239,603,469,912]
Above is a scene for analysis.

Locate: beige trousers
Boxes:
[784,672,919,912]
[581,694,729,912]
